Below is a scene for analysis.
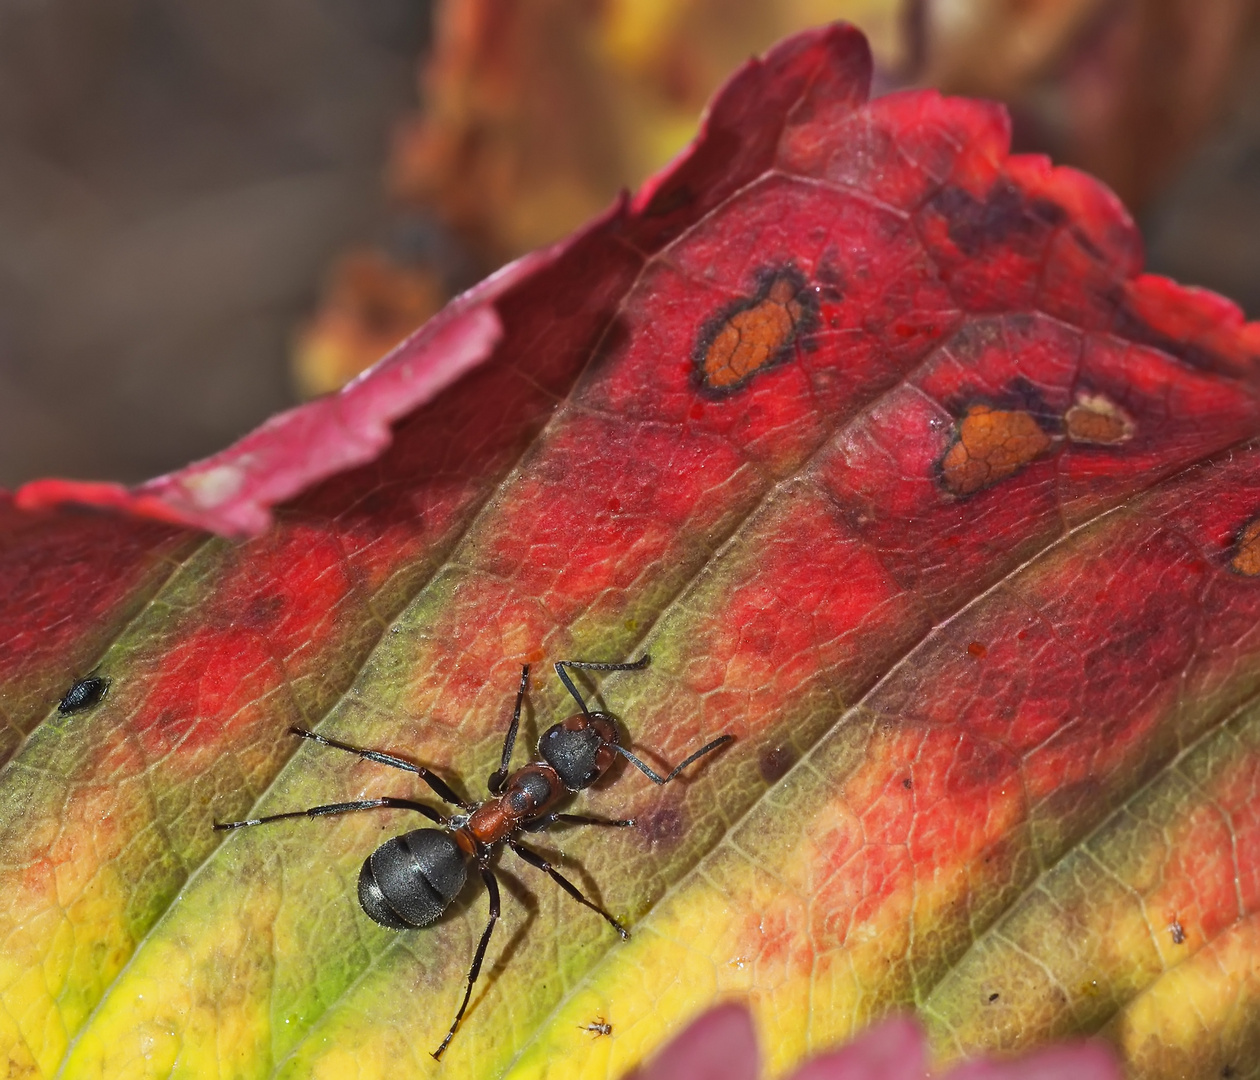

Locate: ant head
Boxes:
[538,712,620,791]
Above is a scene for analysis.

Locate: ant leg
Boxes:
[554,655,650,715]
[290,727,474,810]
[431,867,500,1060]
[554,812,636,826]
[609,734,733,784]
[559,658,652,672]
[508,839,629,940]
[488,665,529,795]
[523,812,636,832]
[214,797,444,831]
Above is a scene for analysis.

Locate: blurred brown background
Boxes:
[2,0,1258,489]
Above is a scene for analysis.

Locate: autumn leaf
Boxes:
[4,21,1260,1080]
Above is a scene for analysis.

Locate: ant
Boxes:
[214,655,731,1059]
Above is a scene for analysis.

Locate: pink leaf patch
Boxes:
[629,1006,1120,1080]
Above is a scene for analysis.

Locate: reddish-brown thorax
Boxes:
[456,762,567,853]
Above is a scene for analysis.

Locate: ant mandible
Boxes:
[214,655,731,1059]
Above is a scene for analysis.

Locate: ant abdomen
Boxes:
[358,829,468,930]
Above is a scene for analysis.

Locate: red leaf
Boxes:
[3,22,1260,1080]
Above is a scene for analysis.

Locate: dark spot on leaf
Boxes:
[693,267,818,394]
[939,404,1053,496]
[1111,294,1249,375]
[1069,226,1104,262]
[902,777,912,790]
[814,258,846,302]
[154,708,195,746]
[1222,1065,1237,1079]
[930,181,1066,257]
[638,802,685,847]
[988,992,1000,1003]
[759,744,796,783]
[967,641,988,660]
[1065,394,1134,445]
[1230,517,1260,576]
[1170,918,1185,944]
[244,592,286,629]
[643,183,696,218]
[942,366,1059,424]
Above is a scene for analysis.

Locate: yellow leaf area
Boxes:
[0,721,201,1079]
[0,852,132,1077]
[0,519,431,1080]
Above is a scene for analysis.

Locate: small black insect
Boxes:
[214,655,731,1059]
[579,1017,612,1037]
[58,674,110,715]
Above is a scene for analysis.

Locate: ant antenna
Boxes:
[554,656,651,716]
[607,734,732,784]
[488,665,530,795]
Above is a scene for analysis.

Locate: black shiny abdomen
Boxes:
[58,675,110,715]
[358,829,468,930]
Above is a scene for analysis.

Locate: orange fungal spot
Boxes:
[699,275,805,390]
[940,404,1052,496]
[967,641,988,659]
[1064,394,1134,444]
[1230,517,1260,576]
